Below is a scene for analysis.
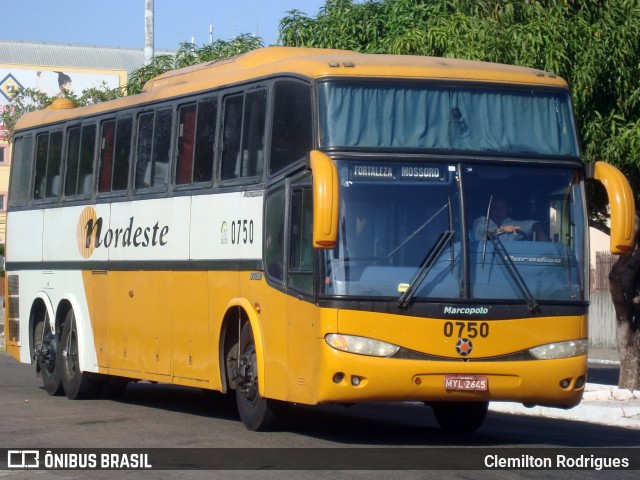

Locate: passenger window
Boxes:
[194,98,217,183]
[136,108,172,189]
[112,117,132,191]
[221,89,266,181]
[176,103,197,184]
[270,82,312,175]
[221,94,243,181]
[176,98,218,186]
[99,117,132,193]
[8,135,33,207]
[65,124,96,197]
[34,131,63,200]
[98,120,115,192]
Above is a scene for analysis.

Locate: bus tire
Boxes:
[34,314,64,396]
[430,401,488,433]
[235,322,277,431]
[60,310,97,400]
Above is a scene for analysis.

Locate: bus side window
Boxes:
[176,103,197,185]
[78,125,97,194]
[221,90,266,182]
[98,120,115,192]
[112,117,132,191]
[34,131,62,200]
[64,126,81,196]
[135,113,154,189]
[65,124,96,197]
[136,109,172,190]
[194,98,217,183]
[8,135,33,207]
[241,90,267,178]
[221,94,244,181]
[270,82,312,175]
[151,108,172,188]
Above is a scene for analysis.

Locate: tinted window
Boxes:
[264,186,286,282]
[270,82,312,175]
[65,124,96,197]
[194,98,217,183]
[8,136,33,207]
[99,117,132,193]
[221,90,266,181]
[135,108,172,190]
[176,103,197,184]
[33,131,62,200]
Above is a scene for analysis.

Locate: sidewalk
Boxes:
[489,348,640,430]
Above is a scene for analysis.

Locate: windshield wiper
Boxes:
[386,203,449,259]
[485,231,540,313]
[398,230,454,308]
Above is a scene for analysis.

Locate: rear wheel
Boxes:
[60,310,97,400]
[235,322,278,431]
[33,313,63,396]
[431,401,488,433]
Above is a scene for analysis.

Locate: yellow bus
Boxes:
[4,47,635,432]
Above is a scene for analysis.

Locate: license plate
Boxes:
[444,374,488,391]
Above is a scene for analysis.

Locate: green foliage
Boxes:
[280,0,640,207]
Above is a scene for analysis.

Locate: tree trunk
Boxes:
[609,251,640,390]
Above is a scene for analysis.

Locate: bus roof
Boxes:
[14,46,569,131]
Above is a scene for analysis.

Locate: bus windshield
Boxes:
[318,82,579,157]
[321,162,587,303]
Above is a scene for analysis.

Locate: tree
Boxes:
[280,0,640,389]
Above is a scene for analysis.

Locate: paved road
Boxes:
[0,353,638,479]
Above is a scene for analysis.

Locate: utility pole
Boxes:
[144,0,154,65]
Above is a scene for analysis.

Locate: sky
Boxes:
[0,0,327,50]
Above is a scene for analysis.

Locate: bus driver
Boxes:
[473,196,547,241]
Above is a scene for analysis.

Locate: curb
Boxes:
[489,383,640,430]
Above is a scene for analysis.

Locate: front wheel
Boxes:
[430,401,488,433]
[60,310,97,400]
[235,322,278,431]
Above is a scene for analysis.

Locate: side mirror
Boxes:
[585,161,636,254]
[309,150,339,249]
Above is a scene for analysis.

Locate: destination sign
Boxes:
[349,164,450,183]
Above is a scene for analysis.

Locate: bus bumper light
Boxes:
[325,334,400,357]
[528,339,588,360]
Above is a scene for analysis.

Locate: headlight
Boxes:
[325,334,400,357]
[529,339,588,360]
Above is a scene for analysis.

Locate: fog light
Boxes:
[333,372,345,384]
[559,378,571,388]
[575,376,585,389]
[351,376,361,386]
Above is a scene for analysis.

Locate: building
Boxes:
[0,40,173,244]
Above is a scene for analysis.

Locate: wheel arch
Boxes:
[55,295,94,374]
[218,298,264,396]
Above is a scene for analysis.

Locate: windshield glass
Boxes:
[318,82,579,157]
[320,161,587,303]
